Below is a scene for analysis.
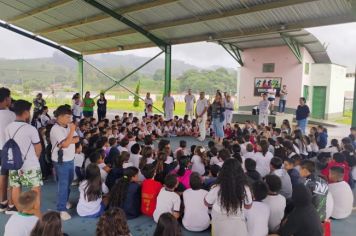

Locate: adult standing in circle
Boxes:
[195,91,209,142]
[144,92,153,117]
[97,92,107,121]
[205,158,253,236]
[279,85,288,113]
[224,94,234,125]
[163,92,175,121]
[184,89,196,120]
[296,97,310,135]
[211,92,225,144]
[82,91,95,118]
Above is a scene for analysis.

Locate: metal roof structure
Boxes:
[0,0,355,56]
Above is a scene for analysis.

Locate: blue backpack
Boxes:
[1,125,30,170]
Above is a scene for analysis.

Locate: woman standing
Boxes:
[224,94,234,125]
[97,93,107,121]
[205,158,253,236]
[211,92,225,144]
[82,91,95,118]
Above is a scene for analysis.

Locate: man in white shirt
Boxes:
[328,166,354,219]
[258,93,270,125]
[5,100,42,216]
[195,91,209,142]
[0,87,16,212]
[144,92,153,116]
[50,105,79,221]
[184,89,196,120]
[163,92,175,121]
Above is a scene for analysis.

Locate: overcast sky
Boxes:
[0,22,355,70]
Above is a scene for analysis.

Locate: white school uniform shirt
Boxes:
[74,153,85,180]
[77,180,109,217]
[153,188,181,223]
[245,201,270,236]
[242,152,256,162]
[98,163,108,182]
[184,94,195,112]
[329,181,354,219]
[210,156,220,166]
[117,146,128,153]
[5,121,41,171]
[164,96,175,111]
[191,155,206,176]
[205,185,252,218]
[72,100,82,117]
[196,98,209,119]
[0,109,16,148]
[129,154,142,168]
[225,101,234,111]
[4,213,38,236]
[326,191,334,220]
[258,100,270,114]
[165,155,174,164]
[50,123,78,162]
[263,194,286,233]
[144,97,153,108]
[254,151,273,177]
[182,189,210,232]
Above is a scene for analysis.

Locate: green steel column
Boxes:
[352,66,356,127]
[78,56,84,97]
[164,45,172,97]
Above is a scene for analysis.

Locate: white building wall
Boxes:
[310,64,332,114]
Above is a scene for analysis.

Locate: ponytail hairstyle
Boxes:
[155,151,167,174]
[109,167,139,209]
[120,151,130,163]
[331,139,341,152]
[84,163,102,202]
[259,140,269,156]
[139,146,153,169]
[195,146,208,166]
[177,156,191,177]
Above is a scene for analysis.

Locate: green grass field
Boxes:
[332,110,352,125]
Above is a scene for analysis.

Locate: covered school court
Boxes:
[0,0,356,235]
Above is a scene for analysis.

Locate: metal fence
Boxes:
[344,98,353,117]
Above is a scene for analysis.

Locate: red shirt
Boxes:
[321,161,350,183]
[141,178,162,216]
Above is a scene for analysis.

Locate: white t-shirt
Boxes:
[5,121,41,171]
[144,97,153,108]
[245,201,270,236]
[77,180,109,217]
[196,98,209,118]
[164,96,175,111]
[263,194,286,233]
[254,151,273,177]
[258,100,270,114]
[210,156,220,166]
[0,109,16,148]
[74,153,84,180]
[184,94,195,112]
[98,163,108,182]
[326,191,334,220]
[329,181,354,219]
[72,100,82,117]
[191,155,205,176]
[4,213,38,236]
[153,188,181,223]
[205,185,252,217]
[242,152,256,162]
[129,154,142,168]
[39,114,50,127]
[50,124,77,162]
[182,189,210,232]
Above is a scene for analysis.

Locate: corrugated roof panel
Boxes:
[96,0,148,10]
[153,22,212,39]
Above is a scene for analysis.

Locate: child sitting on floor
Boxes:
[31,211,68,236]
[153,174,181,223]
[141,164,162,217]
[5,191,39,236]
[77,164,108,218]
[96,208,131,236]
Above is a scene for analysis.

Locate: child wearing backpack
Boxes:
[3,100,43,216]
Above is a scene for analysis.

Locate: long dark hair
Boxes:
[30,211,62,236]
[155,151,167,174]
[259,140,269,156]
[177,156,191,176]
[109,167,139,208]
[96,208,130,236]
[153,213,182,236]
[216,158,248,215]
[84,163,102,202]
[139,146,153,169]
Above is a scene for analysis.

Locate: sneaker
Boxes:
[5,205,17,215]
[60,211,71,221]
[66,202,73,210]
[0,202,8,212]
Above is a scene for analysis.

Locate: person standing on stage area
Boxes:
[196,91,209,142]
[279,85,288,113]
[163,92,175,121]
[82,91,95,118]
[144,92,153,117]
[97,92,107,121]
[258,93,270,125]
[224,94,234,125]
[184,89,196,120]
[211,92,225,144]
[296,97,310,135]
[267,85,276,115]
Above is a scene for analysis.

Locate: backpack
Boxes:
[1,125,31,170]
